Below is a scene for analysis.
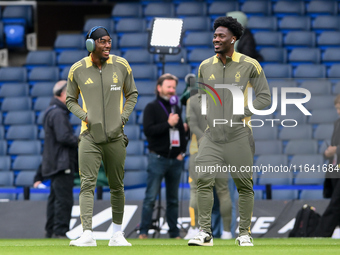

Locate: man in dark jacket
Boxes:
[41,80,78,238]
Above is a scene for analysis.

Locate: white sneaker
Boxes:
[235,235,254,246]
[221,231,232,240]
[184,227,200,240]
[188,230,213,246]
[69,230,97,247]
[108,231,132,246]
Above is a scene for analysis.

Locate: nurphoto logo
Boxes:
[198,82,311,128]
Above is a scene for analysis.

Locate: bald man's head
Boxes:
[53,80,67,104]
[53,80,67,96]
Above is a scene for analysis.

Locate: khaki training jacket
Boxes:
[66,54,138,144]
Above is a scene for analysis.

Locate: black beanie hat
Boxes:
[87,27,110,41]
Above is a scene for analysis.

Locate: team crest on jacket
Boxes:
[113,72,118,83]
[235,72,241,82]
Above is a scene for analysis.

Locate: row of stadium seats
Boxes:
[111,1,340,18]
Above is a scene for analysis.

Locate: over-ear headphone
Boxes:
[86,26,109,52]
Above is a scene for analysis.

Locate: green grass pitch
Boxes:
[1,238,340,255]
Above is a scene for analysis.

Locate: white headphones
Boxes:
[231,39,235,44]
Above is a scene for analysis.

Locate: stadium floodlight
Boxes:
[148,17,183,55]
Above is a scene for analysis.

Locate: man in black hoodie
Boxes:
[41,80,78,238]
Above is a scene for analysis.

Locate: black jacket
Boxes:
[143,96,187,158]
[237,28,263,62]
[41,97,78,177]
[323,118,340,198]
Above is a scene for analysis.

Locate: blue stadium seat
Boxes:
[119,33,148,49]
[263,64,292,78]
[284,31,316,48]
[314,124,334,140]
[12,155,42,172]
[33,97,52,111]
[54,34,86,53]
[288,48,321,65]
[110,49,121,57]
[306,0,338,16]
[124,187,146,201]
[144,3,175,17]
[160,49,187,64]
[305,95,334,110]
[0,67,27,84]
[164,64,192,80]
[14,171,36,186]
[333,81,340,94]
[255,140,282,155]
[318,32,340,48]
[125,110,136,125]
[293,157,325,184]
[4,111,35,125]
[328,64,340,78]
[309,108,338,124]
[115,18,146,33]
[124,155,148,171]
[188,48,215,63]
[134,81,155,96]
[6,125,38,140]
[25,50,56,70]
[252,126,277,140]
[182,17,211,32]
[57,50,88,68]
[284,140,318,155]
[300,190,324,200]
[124,125,140,140]
[247,16,277,31]
[279,16,310,31]
[111,3,142,18]
[4,24,25,47]
[241,1,272,16]
[0,83,29,97]
[268,79,297,92]
[289,48,320,64]
[0,156,11,171]
[294,64,326,78]
[135,96,154,111]
[126,140,144,155]
[255,154,288,168]
[8,140,41,155]
[0,140,7,155]
[209,1,239,18]
[130,64,158,80]
[30,82,55,97]
[253,32,282,48]
[176,2,207,16]
[28,67,59,83]
[184,32,213,48]
[299,80,332,95]
[2,5,33,28]
[312,16,340,31]
[1,97,31,111]
[260,48,287,63]
[83,18,114,36]
[0,171,14,186]
[273,1,305,16]
[123,49,153,64]
[323,48,340,64]
[124,171,147,188]
[0,126,4,140]
[271,190,298,200]
[279,124,312,140]
[258,171,293,185]
[60,66,71,81]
